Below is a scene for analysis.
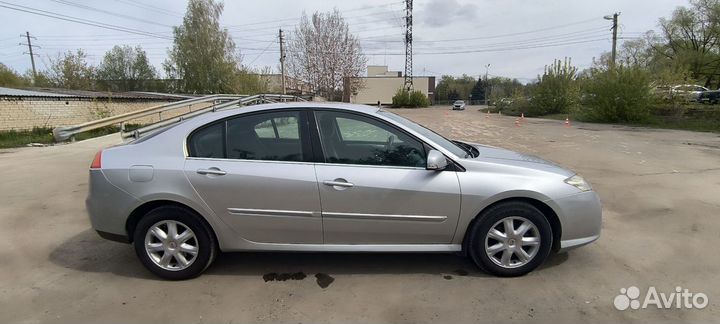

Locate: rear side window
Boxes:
[187,111,305,162]
[226,111,304,161]
[187,122,224,158]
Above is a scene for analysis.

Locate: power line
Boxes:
[224,11,399,31]
[0,1,172,40]
[405,38,611,55]
[273,37,610,56]
[50,0,174,28]
[247,39,277,66]
[363,17,603,43]
[364,27,609,51]
[224,1,404,29]
[225,7,404,35]
[113,0,183,18]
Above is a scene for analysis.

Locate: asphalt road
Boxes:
[1,106,718,323]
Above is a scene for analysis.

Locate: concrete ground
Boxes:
[1,105,718,323]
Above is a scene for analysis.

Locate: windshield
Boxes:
[379,110,469,158]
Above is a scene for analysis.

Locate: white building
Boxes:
[345,66,435,105]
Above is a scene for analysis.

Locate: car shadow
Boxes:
[48,229,154,279]
[50,229,570,280]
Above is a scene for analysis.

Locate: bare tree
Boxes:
[287,9,367,101]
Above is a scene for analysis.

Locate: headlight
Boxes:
[564,175,592,192]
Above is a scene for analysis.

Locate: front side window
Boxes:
[315,110,425,167]
[379,110,468,158]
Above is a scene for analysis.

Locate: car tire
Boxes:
[133,205,217,280]
[467,201,553,277]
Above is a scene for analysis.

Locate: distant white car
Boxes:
[452,100,466,110]
[671,84,708,102]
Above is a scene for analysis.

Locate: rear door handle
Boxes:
[197,168,227,176]
[323,180,354,188]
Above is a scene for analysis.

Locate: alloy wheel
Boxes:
[484,216,541,269]
[144,220,199,271]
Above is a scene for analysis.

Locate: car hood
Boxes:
[463,142,575,177]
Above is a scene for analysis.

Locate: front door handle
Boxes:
[197,168,227,176]
[323,179,354,189]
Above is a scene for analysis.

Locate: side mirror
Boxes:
[426,149,448,170]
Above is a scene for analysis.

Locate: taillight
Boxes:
[90,150,102,169]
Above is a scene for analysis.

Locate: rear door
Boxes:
[184,110,322,244]
[311,110,462,244]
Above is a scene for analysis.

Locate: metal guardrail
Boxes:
[52,93,304,142]
[118,94,305,140]
[52,94,244,141]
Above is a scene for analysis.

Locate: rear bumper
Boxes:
[96,230,130,243]
[86,169,140,241]
[546,191,602,252]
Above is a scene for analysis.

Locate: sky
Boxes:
[0,0,687,83]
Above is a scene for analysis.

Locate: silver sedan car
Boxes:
[87,102,601,280]
[452,100,466,110]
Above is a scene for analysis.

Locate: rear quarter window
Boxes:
[187,122,224,158]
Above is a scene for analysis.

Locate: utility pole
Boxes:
[484,64,490,106]
[403,0,413,91]
[20,31,38,84]
[605,13,620,68]
[279,29,286,95]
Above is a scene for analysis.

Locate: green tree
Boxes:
[448,89,460,101]
[164,0,240,94]
[581,66,652,122]
[46,49,95,90]
[392,89,429,108]
[434,75,454,102]
[434,74,475,103]
[530,58,579,116]
[96,45,157,91]
[470,77,486,103]
[29,70,53,87]
[655,0,720,87]
[487,76,524,101]
[0,63,30,87]
[617,36,657,69]
[233,69,269,95]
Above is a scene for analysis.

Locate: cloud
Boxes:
[419,0,478,27]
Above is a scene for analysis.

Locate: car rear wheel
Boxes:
[133,206,216,280]
[468,201,552,277]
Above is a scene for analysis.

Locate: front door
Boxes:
[312,110,462,244]
[184,110,322,244]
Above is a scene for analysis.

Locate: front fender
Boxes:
[451,189,557,244]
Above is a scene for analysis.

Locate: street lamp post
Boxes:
[604,13,619,68]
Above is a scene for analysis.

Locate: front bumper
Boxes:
[546,190,602,252]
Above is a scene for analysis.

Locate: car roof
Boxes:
[186,101,381,126]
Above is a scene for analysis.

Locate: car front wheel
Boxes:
[468,201,553,277]
[133,206,217,280]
